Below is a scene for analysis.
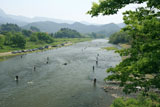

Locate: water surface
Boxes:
[0,39,121,107]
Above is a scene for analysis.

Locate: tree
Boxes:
[22,29,32,37]
[0,35,5,49]
[88,0,160,16]
[11,32,26,48]
[3,32,13,45]
[87,32,106,38]
[88,0,160,94]
[54,28,82,38]
[30,34,38,42]
[30,32,54,43]
[0,23,21,32]
[109,31,130,44]
[30,26,40,32]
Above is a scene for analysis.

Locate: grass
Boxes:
[0,38,92,61]
[0,38,92,53]
[119,43,131,49]
[102,46,118,51]
[111,93,160,107]
[52,38,92,45]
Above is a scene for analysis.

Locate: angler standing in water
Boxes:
[34,66,36,71]
[96,56,98,61]
[46,57,49,64]
[47,57,49,61]
[96,60,98,66]
[93,66,95,71]
[94,78,97,85]
[15,76,19,81]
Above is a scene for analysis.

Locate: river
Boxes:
[0,39,121,107]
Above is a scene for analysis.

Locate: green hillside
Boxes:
[23,21,120,37]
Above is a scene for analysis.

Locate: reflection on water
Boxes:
[0,39,121,107]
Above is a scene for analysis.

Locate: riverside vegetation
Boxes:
[0,23,94,53]
[88,0,160,106]
[0,23,94,61]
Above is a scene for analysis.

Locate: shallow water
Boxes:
[0,39,121,107]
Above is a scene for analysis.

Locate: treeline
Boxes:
[0,23,54,49]
[86,32,106,38]
[108,31,131,44]
[0,23,106,49]
[53,28,106,38]
[54,28,83,38]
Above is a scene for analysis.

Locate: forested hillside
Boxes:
[23,21,120,37]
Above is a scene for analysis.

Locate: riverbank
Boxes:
[0,38,92,61]
[119,43,131,49]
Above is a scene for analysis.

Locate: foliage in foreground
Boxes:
[111,93,160,107]
[88,0,160,94]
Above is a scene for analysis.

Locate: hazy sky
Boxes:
[0,0,146,24]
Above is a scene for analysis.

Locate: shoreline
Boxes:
[0,45,68,62]
[0,38,92,62]
[0,52,12,57]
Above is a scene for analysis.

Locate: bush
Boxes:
[0,35,5,49]
[54,28,82,38]
[30,32,54,43]
[110,93,160,107]
[109,31,131,44]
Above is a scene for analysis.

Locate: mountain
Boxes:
[117,23,126,28]
[0,8,74,26]
[0,9,6,16]
[0,9,27,26]
[23,21,120,37]
[31,17,74,24]
[0,8,121,36]
[79,21,99,25]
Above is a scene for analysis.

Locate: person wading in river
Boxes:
[34,66,36,71]
[96,60,98,66]
[15,76,19,81]
[94,78,96,85]
[93,66,95,71]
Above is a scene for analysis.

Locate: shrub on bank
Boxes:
[111,93,160,107]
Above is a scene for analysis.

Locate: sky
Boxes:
[0,0,146,24]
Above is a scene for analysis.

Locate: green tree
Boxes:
[111,93,160,107]
[0,23,21,32]
[87,32,106,38]
[109,31,130,44]
[30,34,38,42]
[30,26,40,32]
[54,28,82,38]
[3,32,13,45]
[30,32,54,43]
[88,0,160,94]
[0,35,5,49]
[11,32,26,48]
[22,29,32,37]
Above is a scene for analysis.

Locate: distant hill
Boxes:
[0,9,27,26]
[0,8,121,37]
[0,8,74,26]
[117,23,126,28]
[23,21,120,37]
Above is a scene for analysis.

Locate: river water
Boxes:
[0,39,121,107]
